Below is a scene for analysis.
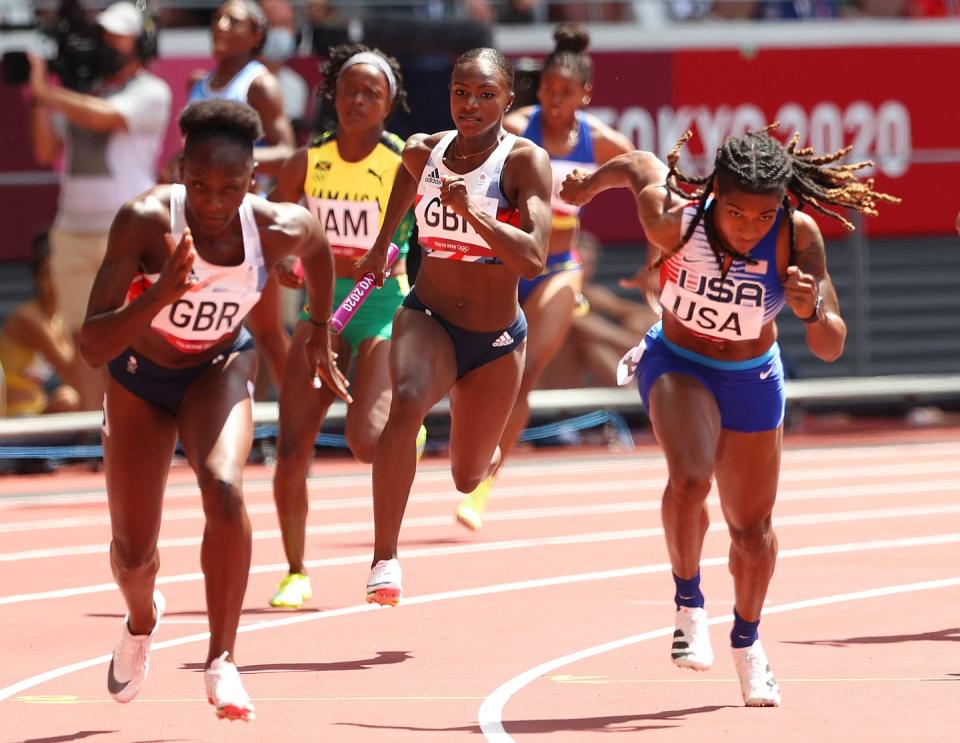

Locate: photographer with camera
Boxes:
[27,2,171,411]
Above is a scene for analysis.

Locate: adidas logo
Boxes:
[424,167,443,187]
[491,331,514,348]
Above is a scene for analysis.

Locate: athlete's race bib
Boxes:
[150,283,259,354]
[310,198,380,259]
[661,267,766,341]
[415,193,500,260]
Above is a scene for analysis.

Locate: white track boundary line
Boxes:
[5,458,960,535]
[4,482,960,563]
[477,575,960,741]
[4,507,960,606]
[1,532,960,703]
[2,440,957,510]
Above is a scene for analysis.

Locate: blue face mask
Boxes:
[261,27,296,63]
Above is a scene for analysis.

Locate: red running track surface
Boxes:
[0,427,958,743]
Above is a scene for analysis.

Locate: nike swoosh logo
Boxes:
[107,658,130,694]
[759,369,773,380]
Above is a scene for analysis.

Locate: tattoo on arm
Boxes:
[795,229,827,280]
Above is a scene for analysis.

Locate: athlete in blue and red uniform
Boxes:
[79,100,349,720]
[355,48,552,606]
[561,125,898,707]
[455,23,634,529]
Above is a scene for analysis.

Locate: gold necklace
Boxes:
[449,133,503,160]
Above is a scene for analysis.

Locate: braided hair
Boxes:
[543,23,592,86]
[659,123,900,269]
[319,44,410,115]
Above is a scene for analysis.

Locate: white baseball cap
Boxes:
[97,2,144,37]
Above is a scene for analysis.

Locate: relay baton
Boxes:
[330,243,400,334]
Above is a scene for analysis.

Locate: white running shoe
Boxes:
[671,606,714,671]
[205,651,256,721]
[366,558,402,606]
[732,640,781,707]
[107,590,166,703]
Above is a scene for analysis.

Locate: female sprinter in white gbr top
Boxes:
[562,125,898,707]
[355,48,552,606]
[79,100,349,721]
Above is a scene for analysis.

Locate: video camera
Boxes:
[1,0,157,93]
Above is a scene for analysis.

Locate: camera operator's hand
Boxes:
[27,53,50,103]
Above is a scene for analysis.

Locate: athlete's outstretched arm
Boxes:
[560,150,685,253]
[355,136,427,286]
[560,150,667,206]
[79,198,197,367]
[786,213,846,363]
[444,142,552,278]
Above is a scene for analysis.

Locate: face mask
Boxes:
[97,41,133,79]
[261,27,296,64]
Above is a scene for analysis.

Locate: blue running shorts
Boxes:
[631,322,785,433]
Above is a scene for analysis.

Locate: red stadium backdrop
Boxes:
[1,44,957,260]
[575,45,956,242]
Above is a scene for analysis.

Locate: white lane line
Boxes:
[4,457,959,535]
[1,533,959,705]
[2,440,957,510]
[4,504,960,605]
[477,575,960,742]
[7,460,960,533]
[4,481,960,564]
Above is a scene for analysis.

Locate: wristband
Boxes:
[308,316,330,328]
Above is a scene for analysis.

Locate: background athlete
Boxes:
[267,44,423,609]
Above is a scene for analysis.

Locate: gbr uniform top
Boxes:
[414,131,520,264]
[659,201,786,343]
[126,184,269,354]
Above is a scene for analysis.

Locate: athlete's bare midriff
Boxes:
[126,326,246,369]
[411,258,520,332]
[662,311,779,361]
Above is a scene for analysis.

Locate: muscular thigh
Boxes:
[388,308,457,413]
[715,426,782,529]
[648,373,722,481]
[448,343,525,470]
[347,336,392,434]
[177,349,257,484]
[102,375,178,547]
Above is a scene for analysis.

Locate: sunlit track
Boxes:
[4,505,960,607]
[3,457,960,534]
[1,438,958,509]
[3,532,960,705]
[2,475,959,563]
[477,576,960,742]
[1,430,959,742]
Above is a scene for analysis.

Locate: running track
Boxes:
[1,426,958,743]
